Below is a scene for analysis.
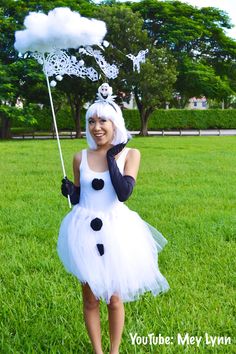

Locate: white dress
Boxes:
[57,148,169,303]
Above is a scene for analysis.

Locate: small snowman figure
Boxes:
[96,83,114,101]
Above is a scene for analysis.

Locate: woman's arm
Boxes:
[61,151,82,205]
[73,151,82,187]
[124,148,141,181]
[107,146,141,202]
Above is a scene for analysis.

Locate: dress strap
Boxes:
[80,149,87,171]
[116,147,130,174]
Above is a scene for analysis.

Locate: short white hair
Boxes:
[85,101,131,150]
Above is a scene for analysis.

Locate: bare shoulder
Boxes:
[73,150,82,162]
[127,148,141,161]
[73,150,83,169]
[124,148,141,180]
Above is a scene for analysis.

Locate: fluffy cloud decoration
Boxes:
[14,7,107,53]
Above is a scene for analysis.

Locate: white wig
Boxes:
[85,101,131,150]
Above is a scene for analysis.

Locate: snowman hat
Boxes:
[85,83,131,150]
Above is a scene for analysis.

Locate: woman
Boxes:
[58,83,169,354]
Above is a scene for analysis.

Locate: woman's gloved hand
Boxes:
[61,177,80,205]
[106,143,135,202]
[106,142,126,158]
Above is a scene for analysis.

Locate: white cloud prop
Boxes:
[14,7,107,53]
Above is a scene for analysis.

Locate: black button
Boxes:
[92,178,104,190]
[96,244,104,256]
[90,218,103,231]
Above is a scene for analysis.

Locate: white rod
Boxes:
[43,56,71,209]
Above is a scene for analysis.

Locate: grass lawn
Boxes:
[0,136,235,354]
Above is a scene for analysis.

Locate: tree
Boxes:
[132,0,236,105]
[132,0,235,58]
[133,48,177,135]
[0,62,18,138]
[95,5,177,135]
[176,58,234,103]
[0,61,41,138]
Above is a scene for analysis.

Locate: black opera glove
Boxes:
[106,143,135,202]
[61,177,80,205]
[107,142,126,157]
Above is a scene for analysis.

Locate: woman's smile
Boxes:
[94,133,105,138]
[93,132,106,142]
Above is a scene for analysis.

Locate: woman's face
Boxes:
[88,114,114,147]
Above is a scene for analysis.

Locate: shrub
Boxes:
[124,109,236,130]
[11,107,236,132]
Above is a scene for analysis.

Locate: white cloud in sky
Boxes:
[14,7,107,53]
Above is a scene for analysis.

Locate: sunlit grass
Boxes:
[0,136,235,353]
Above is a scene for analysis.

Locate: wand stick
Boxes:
[43,55,72,209]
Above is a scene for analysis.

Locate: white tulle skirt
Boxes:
[57,203,169,303]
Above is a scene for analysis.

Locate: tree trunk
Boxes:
[75,98,82,139]
[140,111,149,136]
[133,88,148,135]
[140,106,154,136]
[67,94,82,138]
[0,115,11,139]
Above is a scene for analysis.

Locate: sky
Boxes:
[177,0,236,39]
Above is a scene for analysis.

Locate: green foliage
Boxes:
[123,109,140,130]
[11,106,87,131]
[94,6,177,132]
[135,47,177,111]
[0,62,19,104]
[176,59,234,101]
[13,108,236,132]
[1,104,38,126]
[148,109,236,130]
[124,109,236,130]
[94,5,150,89]
[132,0,235,58]
[132,0,236,104]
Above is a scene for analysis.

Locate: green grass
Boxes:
[0,136,235,354]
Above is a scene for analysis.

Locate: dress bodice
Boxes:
[78,148,130,212]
